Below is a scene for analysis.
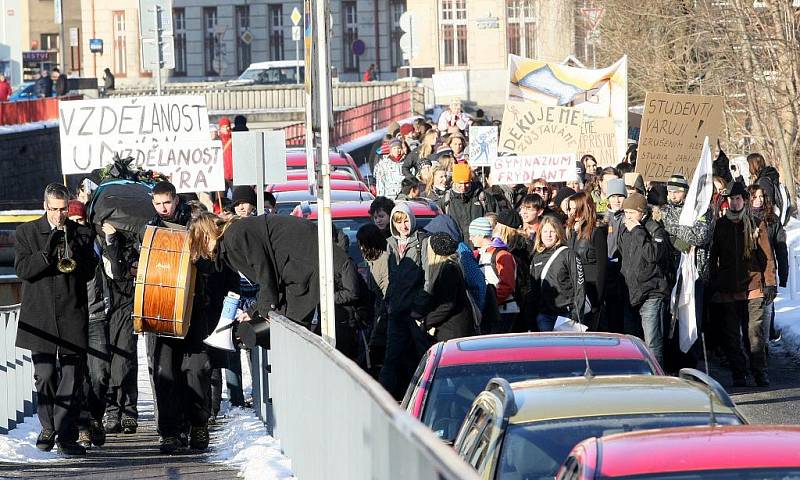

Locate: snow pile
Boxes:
[0,416,60,463]
[774,218,800,350]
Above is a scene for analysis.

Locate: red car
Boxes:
[401,332,665,443]
[285,148,366,185]
[267,179,371,193]
[558,425,800,479]
[291,200,438,266]
[285,170,355,182]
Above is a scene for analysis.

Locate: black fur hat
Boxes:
[429,232,459,257]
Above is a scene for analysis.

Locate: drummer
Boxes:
[147,182,235,454]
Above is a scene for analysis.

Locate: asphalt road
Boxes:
[709,339,800,425]
[0,417,239,479]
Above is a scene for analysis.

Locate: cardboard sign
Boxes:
[635,92,723,181]
[489,153,578,185]
[578,117,617,167]
[508,54,628,162]
[498,100,583,155]
[59,95,211,173]
[467,126,498,167]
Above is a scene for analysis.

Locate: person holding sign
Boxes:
[437,99,470,133]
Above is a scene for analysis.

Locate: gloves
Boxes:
[763,286,777,305]
[46,229,64,259]
[672,237,691,254]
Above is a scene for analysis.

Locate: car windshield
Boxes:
[613,469,800,479]
[238,66,304,84]
[497,414,742,480]
[275,202,301,215]
[423,360,654,442]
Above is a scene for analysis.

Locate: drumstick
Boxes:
[217,191,223,212]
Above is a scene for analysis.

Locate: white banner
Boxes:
[489,154,578,185]
[59,95,211,176]
[113,140,224,193]
[679,136,713,226]
[467,126,498,167]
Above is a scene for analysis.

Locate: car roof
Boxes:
[438,332,655,368]
[286,171,354,181]
[506,375,739,424]
[274,190,374,203]
[245,60,304,69]
[285,149,355,167]
[595,425,800,476]
[268,180,369,193]
[294,200,439,220]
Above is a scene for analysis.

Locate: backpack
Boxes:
[773,181,792,226]
[490,247,530,307]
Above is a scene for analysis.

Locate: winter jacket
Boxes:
[661,203,713,283]
[220,214,342,329]
[0,80,11,101]
[54,74,68,96]
[437,111,470,132]
[530,245,575,317]
[755,166,781,207]
[385,203,429,315]
[422,261,475,341]
[568,224,608,313]
[423,214,486,310]
[35,75,53,97]
[366,251,390,348]
[184,256,240,352]
[479,238,516,309]
[437,185,497,244]
[604,209,628,302]
[333,255,370,328]
[15,217,97,354]
[618,216,671,307]
[425,186,448,204]
[710,214,777,297]
[374,155,406,199]
[402,149,425,181]
[753,209,789,287]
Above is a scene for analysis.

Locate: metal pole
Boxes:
[295,38,300,84]
[313,0,336,347]
[58,0,66,73]
[154,5,162,96]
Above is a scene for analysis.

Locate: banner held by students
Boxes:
[468,126,498,167]
[498,100,583,156]
[635,92,723,182]
[490,153,578,185]
[507,54,628,161]
[578,117,617,167]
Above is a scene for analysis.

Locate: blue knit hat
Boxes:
[468,217,493,238]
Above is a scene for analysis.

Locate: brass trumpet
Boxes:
[57,226,77,274]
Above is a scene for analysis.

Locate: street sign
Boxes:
[139,0,175,70]
[291,7,302,26]
[69,28,79,47]
[398,11,418,62]
[580,6,605,33]
[54,0,62,24]
[89,39,103,54]
[351,39,365,56]
[232,131,288,186]
[398,11,414,33]
[292,26,302,42]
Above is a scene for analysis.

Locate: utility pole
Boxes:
[154,4,162,96]
[56,0,67,72]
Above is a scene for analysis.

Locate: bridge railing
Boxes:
[0,303,35,434]
[251,312,480,480]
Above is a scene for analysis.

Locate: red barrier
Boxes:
[0,96,83,126]
[284,90,412,147]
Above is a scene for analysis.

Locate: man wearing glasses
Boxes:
[528,178,562,222]
[15,183,97,455]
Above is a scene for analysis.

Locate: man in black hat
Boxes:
[15,183,97,455]
[231,186,257,217]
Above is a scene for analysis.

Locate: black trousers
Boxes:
[33,352,85,441]
[106,300,138,420]
[79,318,111,428]
[378,312,432,400]
[152,337,211,436]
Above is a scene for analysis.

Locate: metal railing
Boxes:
[251,312,480,480]
[0,95,83,126]
[0,304,35,434]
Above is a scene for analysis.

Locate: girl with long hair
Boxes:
[530,216,581,331]
[425,166,450,202]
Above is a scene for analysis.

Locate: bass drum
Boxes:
[133,226,196,338]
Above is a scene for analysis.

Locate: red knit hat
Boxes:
[399,124,415,136]
[68,200,86,220]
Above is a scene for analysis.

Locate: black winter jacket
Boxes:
[422,261,474,341]
[618,217,671,307]
[568,225,608,312]
[759,214,789,288]
[437,186,497,244]
[755,166,781,207]
[530,245,576,317]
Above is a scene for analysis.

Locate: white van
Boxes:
[227,60,305,86]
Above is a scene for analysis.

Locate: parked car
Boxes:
[273,189,374,215]
[226,60,305,87]
[8,82,36,102]
[292,200,438,266]
[285,170,356,182]
[557,425,800,479]
[401,333,664,444]
[285,148,367,186]
[267,179,371,194]
[454,369,747,480]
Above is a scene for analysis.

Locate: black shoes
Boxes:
[121,416,138,434]
[77,430,92,449]
[190,425,210,451]
[89,419,106,446]
[36,429,56,452]
[754,372,770,387]
[160,436,181,454]
[56,439,87,456]
[104,416,121,434]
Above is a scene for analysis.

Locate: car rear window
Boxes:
[422,359,654,442]
[612,469,800,480]
[497,414,742,480]
[331,217,433,266]
[457,336,621,350]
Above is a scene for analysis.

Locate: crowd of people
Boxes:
[12,100,793,457]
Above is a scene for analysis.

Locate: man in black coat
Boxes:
[15,183,97,455]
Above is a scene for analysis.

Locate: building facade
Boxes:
[168,0,407,82]
[407,0,577,106]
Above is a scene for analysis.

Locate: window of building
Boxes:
[390,0,405,71]
[439,0,467,67]
[342,1,358,73]
[269,5,284,61]
[506,0,536,59]
[236,6,252,74]
[112,12,127,76]
[204,7,218,76]
[173,8,187,76]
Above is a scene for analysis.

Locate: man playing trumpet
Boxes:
[14,183,97,455]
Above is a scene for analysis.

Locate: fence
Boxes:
[283,89,425,146]
[0,95,84,126]
[251,312,480,480]
[0,304,35,434]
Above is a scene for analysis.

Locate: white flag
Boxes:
[670,252,700,353]
[679,137,713,226]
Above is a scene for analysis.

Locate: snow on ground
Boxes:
[774,218,800,350]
